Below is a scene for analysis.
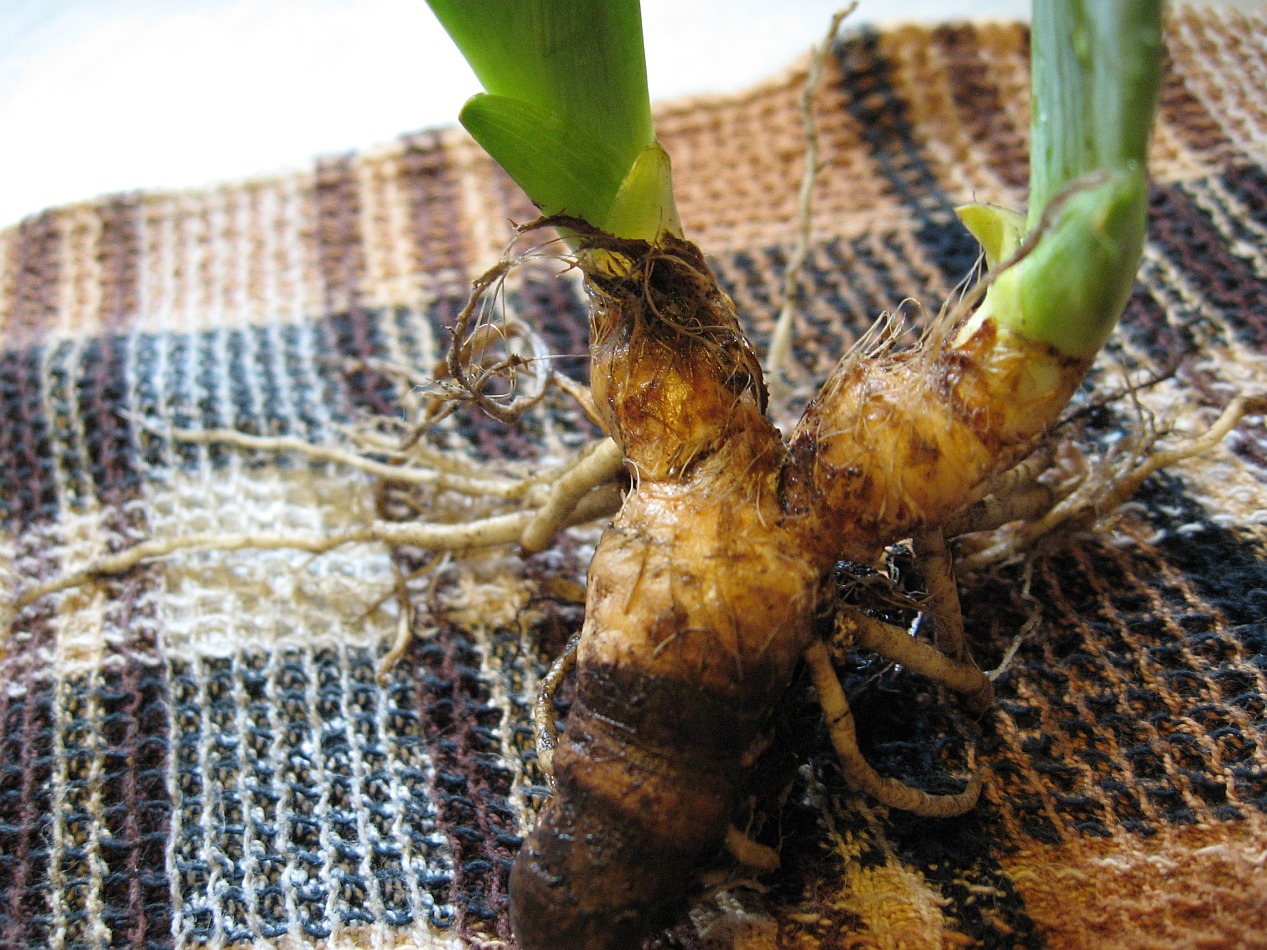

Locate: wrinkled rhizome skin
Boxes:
[509,231,1086,950]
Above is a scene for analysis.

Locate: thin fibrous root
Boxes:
[380,601,415,685]
[15,485,622,610]
[765,2,858,413]
[445,260,560,425]
[836,608,994,716]
[987,603,1043,684]
[805,640,982,818]
[956,393,1267,572]
[376,551,451,683]
[521,438,624,553]
[328,419,515,477]
[534,631,581,787]
[1092,394,1266,512]
[550,373,607,430]
[171,427,527,498]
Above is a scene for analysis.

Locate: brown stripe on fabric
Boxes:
[399,130,468,283]
[322,309,397,417]
[134,189,260,333]
[833,28,982,282]
[1001,821,1267,950]
[286,177,331,323]
[879,23,1018,203]
[134,195,177,332]
[314,155,366,315]
[408,619,520,940]
[1147,182,1267,349]
[240,182,293,325]
[1167,9,1267,162]
[441,131,520,274]
[971,491,1267,845]
[0,346,58,530]
[356,149,425,312]
[930,23,1029,191]
[311,156,403,415]
[0,228,13,333]
[97,195,143,333]
[178,195,218,330]
[94,576,171,949]
[979,550,1164,843]
[0,611,59,949]
[4,212,61,348]
[1085,542,1247,823]
[654,65,814,253]
[244,177,324,325]
[968,21,1033,176]
[1157,42,1233,162]
[653,50,891,253]
[484,164,539,233]
[57,207,104,338]
[76,335,142,508]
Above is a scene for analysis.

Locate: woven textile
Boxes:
[3,7,1267,948]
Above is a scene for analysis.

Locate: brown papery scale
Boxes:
[508,223,1088,950]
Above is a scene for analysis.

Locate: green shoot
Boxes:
[958,0,1163,359]
[426,0,681,242]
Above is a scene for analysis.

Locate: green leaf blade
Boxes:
[459,94,628,224]
[427,0,677,239]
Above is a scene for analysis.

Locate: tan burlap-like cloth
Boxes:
[2,6,1266,948]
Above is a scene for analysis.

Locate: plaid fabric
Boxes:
[3,8,1267,948]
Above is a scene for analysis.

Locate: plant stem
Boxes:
[960,0,1163,360]
[1028,0,1164,225]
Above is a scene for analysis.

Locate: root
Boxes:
[15,517,521,609]
[987,597,1043,684]
[551,372,606,430]
[1090,393,1266,511]
[442,260,551,426]
[380,599,416,684]
[766,2,858,411]
[534,631,581,787]
[520,438,624,553]
[13,458,622,610]
[911,526,969,664]
[724,826,781,872]
[835,608,994,716]
[171,427,528,498]
[376,551,451,682]
[953,393,1266,573]
[805,640,981,818]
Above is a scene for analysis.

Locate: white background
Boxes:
[0,0,1259,228]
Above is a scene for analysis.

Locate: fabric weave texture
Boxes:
[2,9,1267,949]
